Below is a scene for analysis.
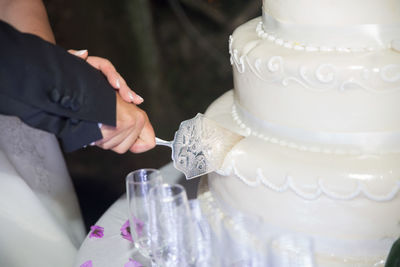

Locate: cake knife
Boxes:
[156,113,243,180]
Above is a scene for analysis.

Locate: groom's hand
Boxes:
[95,93,156,154]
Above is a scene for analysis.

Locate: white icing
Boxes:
[217,160,400,202]
[204,91,400,203]
[263,0,400,25]
[257,21,382,53]
[229,31,400,93]
[203,82,400,267]
[231,103,400,155]
[198,178,393,267]
[229,40,246,74]
[260,11,400,52]
[381,64,400,82]
[202,1,400,264]
[230,18,400,134]
[392,40,400,52]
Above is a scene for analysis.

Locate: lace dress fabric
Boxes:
[0,115,85,267]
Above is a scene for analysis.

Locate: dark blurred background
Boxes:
[42,0,259,230]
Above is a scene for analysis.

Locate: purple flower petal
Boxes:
[80,260,93,267]
[120,220,133,242]
[124,258,143,267]
[89,225,104,239]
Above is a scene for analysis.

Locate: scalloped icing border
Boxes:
[217,160,400,202]
[198,179,394,265]
[229,104,400,201]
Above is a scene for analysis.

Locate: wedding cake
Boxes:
[198,0,400,266]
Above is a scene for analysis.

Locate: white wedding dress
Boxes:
[0,115,86,267]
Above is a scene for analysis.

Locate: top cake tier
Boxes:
[264,0,400,25]
[262,0,400,49]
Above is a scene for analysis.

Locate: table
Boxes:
[74,162,199,267]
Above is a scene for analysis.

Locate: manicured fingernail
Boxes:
[128,92,134,102]
[137,95,144,102]
[75,49,87,56]
[116,78,121,89]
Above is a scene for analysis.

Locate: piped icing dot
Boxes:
[231,104,400,155]
[294,45,305,51]
[275,39,284,45]
[256,20,391,53]
[270,138,278,143]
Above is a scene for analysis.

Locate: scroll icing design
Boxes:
[217,161,400,202]
[229,31,400,93]
[229,35,245,73]
[230,35,284,82]
[315,64,337,84]
[283,64,400,93]
[251,56,284,82]
[267,56,283,73]
[288,64,338,92]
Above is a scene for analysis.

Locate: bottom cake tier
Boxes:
[198,90,400,266]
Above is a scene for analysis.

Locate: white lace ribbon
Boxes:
[234,102,400,152]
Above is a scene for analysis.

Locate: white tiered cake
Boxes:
[198,0,400,266]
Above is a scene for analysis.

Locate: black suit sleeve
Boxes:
[0,20,116,152]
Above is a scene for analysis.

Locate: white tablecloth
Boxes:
[74,163,187,267]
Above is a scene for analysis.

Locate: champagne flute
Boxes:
[149,184,197,267]
[126,169,163,258]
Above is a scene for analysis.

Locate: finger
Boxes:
[117,76,144,105]
[95,117,135,147]
[130,120,156,153]
[86,56,120,89]
[95,123,128,147]
[140,119,156,147]
[111,128,142,154]
[85,56,143,104]
[96,127,132,151]
[127,89,144,105]
[95,124,117,145]
[115,75,132,103]
[97,107,146,152]
[109,116,146,153]
[130,138,153,153]
[86,56,116,71]
[68,49,88,60]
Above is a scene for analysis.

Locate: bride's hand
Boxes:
[96,93,156,154]
[68,49,144,105]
